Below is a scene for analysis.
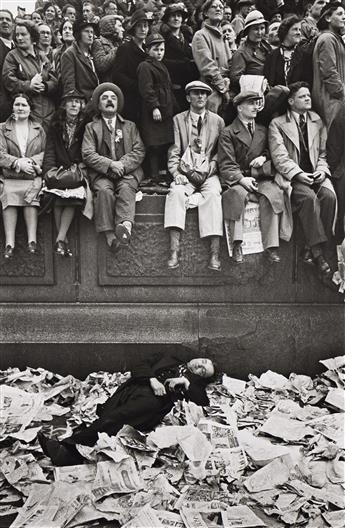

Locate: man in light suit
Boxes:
[269,81,336,276]
[164,81,225,271]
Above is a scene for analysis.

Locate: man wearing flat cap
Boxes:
[218,90,285,263]
[164,81,225,271]
[82,82,145,252]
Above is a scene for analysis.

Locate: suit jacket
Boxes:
[0,39,12,122]
[218,117,284,222]
[168,110,225,179]
[268,109,335,240]
[61,42,99,101]
[0,118,46,179]
[82,114,145,186]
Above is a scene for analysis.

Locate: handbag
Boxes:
[45,164,84,190]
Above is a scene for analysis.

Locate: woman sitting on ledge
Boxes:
[38,356,217,466]
[0,93,45,259]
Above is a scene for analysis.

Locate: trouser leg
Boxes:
[259,195,279,249]
[164,183,195,231]
[93,177,116,233]
[317,186,336,242]
[114,176,138,225]
[198,176,223,238]
[291,182,327,248]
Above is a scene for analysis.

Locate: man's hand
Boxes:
[110,161,125,178]
[30,73,45,93]
[150,377,166,396]
[294,172,314,185]
[175,174,189,185]
[165,376,190,392]
[240,176,258,192]
[249,156,266,168]
[152,108,162,122]
[208,161,217,176]
[312,171,326,184]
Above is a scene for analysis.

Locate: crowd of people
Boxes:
[0,0,344,277]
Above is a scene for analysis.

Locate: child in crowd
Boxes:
[137,33,176,185]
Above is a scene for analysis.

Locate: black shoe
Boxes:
[265,248,281,263]
[54,240,65,256]
[37,432,84,466]
[64,245,73,257]
[4,245,14,259]
[301,247,313,265]
[208,252,221,271]
[28,241,37,254]
[314,255,331,275]
[115,224,131,246]
[110,238,121,254]
[232,242,244,263]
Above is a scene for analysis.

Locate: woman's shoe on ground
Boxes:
[54,240,65,256]
[4,245,14,259]
[28,241,37,254]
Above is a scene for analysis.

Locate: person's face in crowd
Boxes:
[206,1,224,24]
[223,6,232,20]
[31,11,43,25]
[83,3,94,22]
[114,19,124,40]
[65,97,82,119]
[186,89,208,112]
[187,358,215,378]
[80,25,94,46]
[168,12,183,29]
[104,2,118,15]
[238,98,261,120]
[268,22,280,45]
[288,86,312,113]
[55,5,62,18]
[44,5,56,22]
[284,21,301,46]
[15,25,33,50]
[0,11,13,38]
[310,0,329,18]
[133,20,149,40]
[39,24,52,46]
[326,6,345,32]
[65,6,77,22]
[222,22,236,43]
[240,4,253,18]
[148,41,165,60]
[247,22,266,43]
[271,13,282,23]
[62,20,74,43]
[98,90,118,116]
[13,96,31,120]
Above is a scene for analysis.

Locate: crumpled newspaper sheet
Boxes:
[0,356,344,528]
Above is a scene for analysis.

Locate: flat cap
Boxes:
[233,90,262,106]
[185,80,212,94]
[146,32,165,47]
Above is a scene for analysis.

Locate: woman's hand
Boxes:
[152,108,162,122]
[17,158,36,175]
[150,377,166,396]
[165,376,190,392]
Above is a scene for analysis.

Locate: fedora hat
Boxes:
[127,9,151,34]
[91,82,124,113]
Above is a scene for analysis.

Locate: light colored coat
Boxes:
[312,30,345,128]
[168,110,225,179]
[82,114,145,187]
[268,110,335,240]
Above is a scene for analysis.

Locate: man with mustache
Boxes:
[82,83,145,251]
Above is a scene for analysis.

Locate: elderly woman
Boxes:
[113,9,151,122]
[61,20,100,102]
[42,90,88,257]
[2,20,58,127]
[0,94,46,259]
[160,3,198,111]
[53,18,74,80]
[230,10,272,94]
[38,356,217,466]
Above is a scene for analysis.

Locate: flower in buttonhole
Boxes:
[115,129,123,142]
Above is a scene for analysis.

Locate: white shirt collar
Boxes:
[239,117,255,128]
[103,115,117,130]
[190,110,206,122]
[292,110,308,123]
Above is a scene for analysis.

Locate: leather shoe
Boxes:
[265,248,280,263]
[4,245,14,259]
[314,255,331,275]
[110,238,121,254]
[115,224,131,246]
[232,242,244,263]
[168,250,179,269]
[301,247,313,265]
[54,240,65,256]
[37,432,84,466]
[208,252,221,271]
[27,241,37,254]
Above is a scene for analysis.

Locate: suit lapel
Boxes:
[247,124,266,159]
[232,117,252,149]
[75,44,98,80]
[280,113,300,153]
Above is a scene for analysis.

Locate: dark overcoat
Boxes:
[137,58,175,147]
[0,39,12,123]
[327,104,345,243]
[61,42,99,101]
[113,39,147,123]
[218,117,284,221]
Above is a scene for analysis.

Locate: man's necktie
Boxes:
[299,114,308,147]
[197,115,203,136]
[247,122,254,137]
[107,120,116,160]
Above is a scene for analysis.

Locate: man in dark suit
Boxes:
[0,9,14,123]
[218,91,285,263]
[82,83,145,252]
